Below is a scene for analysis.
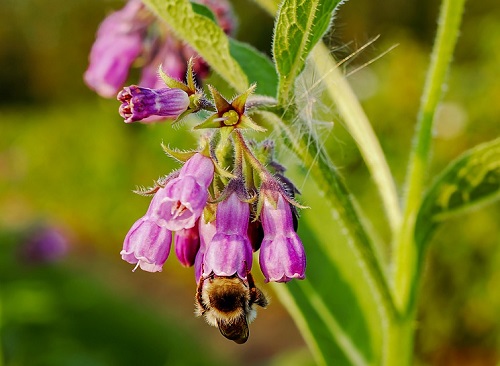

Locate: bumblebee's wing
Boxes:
[217,315,249,344]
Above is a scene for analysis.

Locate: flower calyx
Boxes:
[194,84,266,133]
[157,58,210,122]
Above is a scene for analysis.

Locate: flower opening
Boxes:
[154,153,214,231]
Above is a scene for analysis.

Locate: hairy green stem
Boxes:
[392,0,466,313]
[310,43,402,236]
[261,110,397,321]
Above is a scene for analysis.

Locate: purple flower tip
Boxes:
[203,233,253,280]
[118,86,190,123]
[121,217,172,272]
[259,235,306,282]
[259,195,306,282]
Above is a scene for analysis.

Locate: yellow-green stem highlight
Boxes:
[393,0,466,313]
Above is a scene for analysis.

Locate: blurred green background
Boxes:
[1,0,499,365]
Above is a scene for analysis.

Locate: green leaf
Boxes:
[416,137,500,246]
[142,0,248,92]
[273,0,344,103]
[272,219,377,366]
[190,2,216,22]
[229,39,278,97]
[190,2,278,96]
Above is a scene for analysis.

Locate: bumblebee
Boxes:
[195,272,268,344]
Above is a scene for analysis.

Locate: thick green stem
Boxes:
[393,0,466,312]
[383,312,415,366]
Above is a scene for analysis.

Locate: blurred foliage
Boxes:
[1,0,500,365]
[1,231,228,366]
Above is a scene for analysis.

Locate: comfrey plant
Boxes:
[86,0,500,364]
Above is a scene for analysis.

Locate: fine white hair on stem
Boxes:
[272,37,397,190]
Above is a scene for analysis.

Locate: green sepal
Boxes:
[214,162,235,180]
[160,143,196,162]
[231,84,256,114]
[189,93,202,110]
[158,66,190,92]
[186,57,197,92]
[133,184,161,197]
[193,113,226,130]
[238,115,266,132]
[208,85,231,114]
[177,109,193,122]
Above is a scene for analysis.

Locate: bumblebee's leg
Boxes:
[196,276,209,313]
[247,272,268,308]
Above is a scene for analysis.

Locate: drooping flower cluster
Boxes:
[85,4,306,340]
[112,59,307,282]
[84,0,235,100]
[120,146,306,284]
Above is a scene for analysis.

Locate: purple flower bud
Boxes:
[118,86,190,123]
[154,153,214,231]
[195,216,217,281]
[259,195,306,282]
[174,224,200,267]
[203,193,253,280]
[121,217,172,272]
[84,0,151,98]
